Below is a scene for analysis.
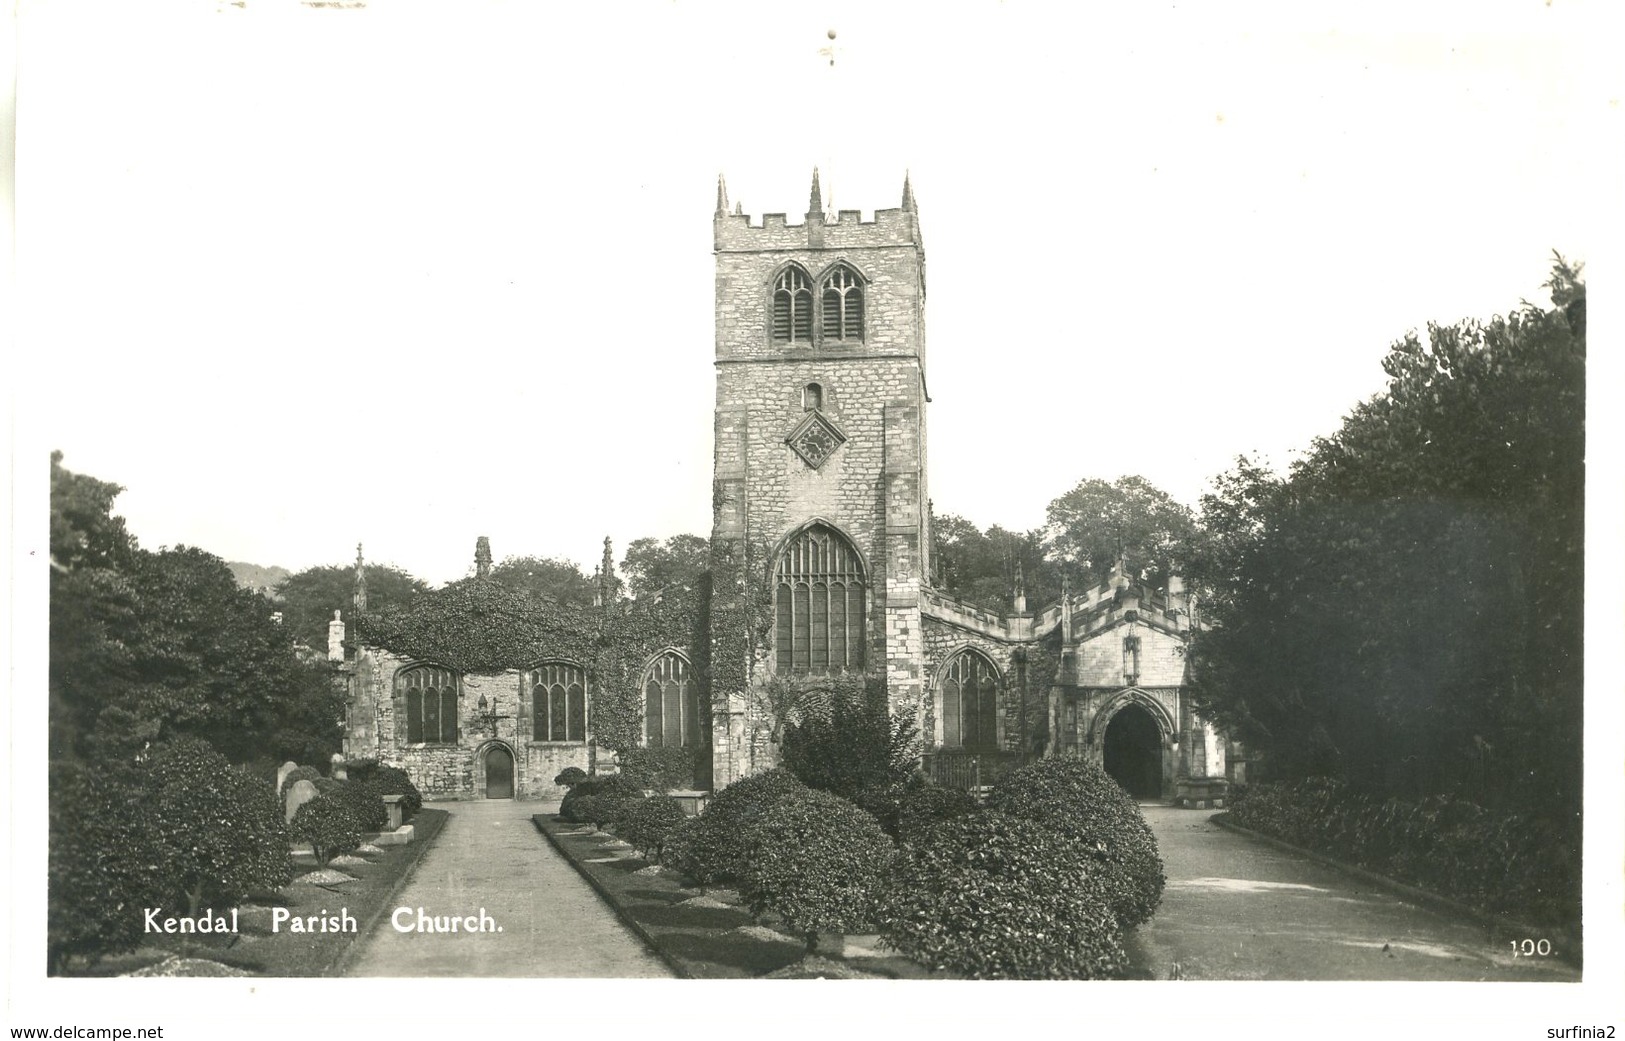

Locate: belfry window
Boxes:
[644,651,701,748]
[772,267,813,343]
[820,266,864,342]
[399,665,459,744]
[941,651,1000,751]
[774,524,866,675]
[530,662,587,742]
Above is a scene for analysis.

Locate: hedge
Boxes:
[878,810,1128,979]
[1229,778,1580,930]
[614,747,696,792]
[737,787,896,948]
[48,762,162,973]
[984,758,1165,928]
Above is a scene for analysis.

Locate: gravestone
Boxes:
[285,778,320,824]
[330,752,347,781]
[275,761,298,796]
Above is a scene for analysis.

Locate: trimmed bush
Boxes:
[291,795,362,866]
[1229,779,1580,930]
[985,758,1164,928]
[279,764,322,801]
[346,759,423,818]
[877,811,1128,979]
[894,781,981,841]
[146,738,293,915]
[558,774,646,827]
[48,762,162,973]
[663,768,809,886]
[614,747,695,792]
[737,787,895,948]
[553,766,588,788]
[620,795,689,861]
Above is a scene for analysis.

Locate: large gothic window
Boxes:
[644,651,701,748]
[774,524,866,675]
[530,662,587,743]
[940,651,1000,751]
[820,266,864,343]
[772,267,813,344]
[399,665,459,744]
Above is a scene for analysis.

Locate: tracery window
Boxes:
[530,662,587,743]
[774,524,866,675]
[820,266,864,342]
[399,665,459,744]
[772,267,813,343]
[644,652,701,748]
[941,650,1000,751]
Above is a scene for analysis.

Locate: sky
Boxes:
[7,1,1625,1029]
[15,0,1615,588]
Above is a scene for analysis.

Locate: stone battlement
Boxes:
[714,207,920,252]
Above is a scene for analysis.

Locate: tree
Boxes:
[488,554,597,607]
[1188,256,1584,819]
[620,534,710,599]
[275,562,429,651]
[49,455,347,765]
[1042,475,1197,588]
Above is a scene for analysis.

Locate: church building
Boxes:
[336,173,1230,806]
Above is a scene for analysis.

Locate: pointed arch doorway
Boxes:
[1103,703,1163,799]
[484,745,514,800]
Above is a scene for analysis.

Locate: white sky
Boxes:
[15,1,1614,588]
[6,1,1625,1028]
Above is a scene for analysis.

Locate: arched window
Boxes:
[803,382,823,410]
[772,267,813,344]
[941,651,1000,751]
[398,665,459,744]
[820,266,864,343]
[530,662,587,742]
[644,652,701,748]
[774,524,866,675]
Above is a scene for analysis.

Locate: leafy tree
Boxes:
[488,554,597,607]
[1042,475,1197,588]
[620,534,710,599]
[49,455,347,765]
[1188,256,1584,820]
[275,562,429,651]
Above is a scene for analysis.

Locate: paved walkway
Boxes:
[1127,805,1579,981]
[345,799,673,977]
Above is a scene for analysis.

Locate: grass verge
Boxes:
[533,814,945,980]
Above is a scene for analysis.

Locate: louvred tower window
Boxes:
[820,265,864,342]
[772,267,813,344]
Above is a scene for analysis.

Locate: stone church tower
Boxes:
[707,171,931,786]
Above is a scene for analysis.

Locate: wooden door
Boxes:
[484,746,514,799]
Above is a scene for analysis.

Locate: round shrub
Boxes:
[894,781,981,841]
[619,795,689,860]
[146,738,293,915]
[345,760,424,818]
[877,811,1128,979]
[291,795,362,866]
[663,768,810,886]
[737,787,895,947]
[559,774,646,827]
[984,758,1164,928]
[553,766,588,788]
[279,765,322,801]
[48,761,162,973]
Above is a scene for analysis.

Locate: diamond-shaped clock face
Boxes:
[785,410,847,469]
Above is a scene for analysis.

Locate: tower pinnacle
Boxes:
[716,173,729,217]
[808,167,823,217]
